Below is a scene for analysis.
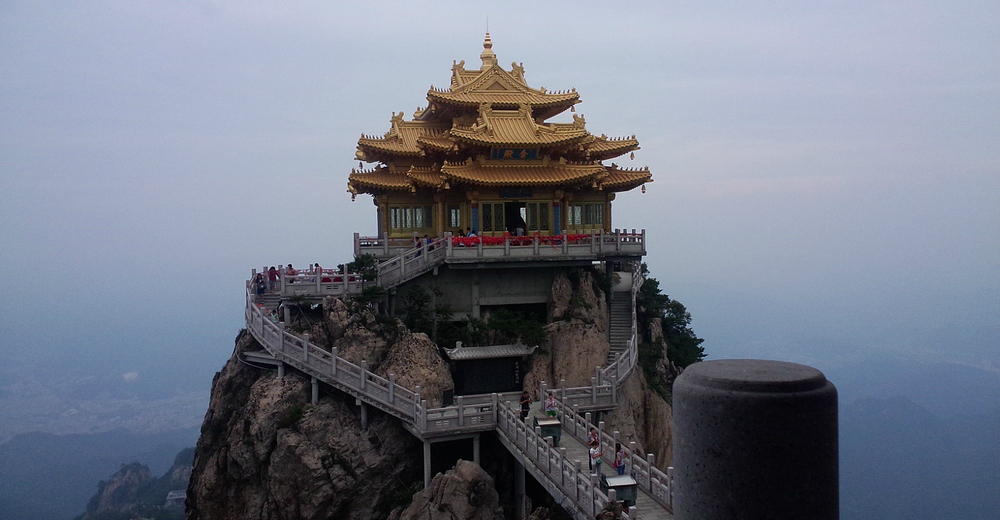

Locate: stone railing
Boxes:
[374,239,448,290]
[246,285,497,436]
[245,284,664,517]
[598,263,644,389]
[355,229,646,261]
[494,399,614,520]
[558,398,674,513]
[252,267,366,299]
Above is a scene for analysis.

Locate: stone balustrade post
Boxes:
[388,373,395,404]
[629,441,637,476]
[456,395,465,425]
[278,322,285,353]
[646,454,655,492]
[591,376,597,404]
[359,360,367,391]
[562,229,568,253]
[330,347,338,376]
[302,333,310,363]
[673,359,838,519]
[414,386,421,417]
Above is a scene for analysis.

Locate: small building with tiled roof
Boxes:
[349,33,651,240]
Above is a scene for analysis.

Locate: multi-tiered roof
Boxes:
[348,34,652,198]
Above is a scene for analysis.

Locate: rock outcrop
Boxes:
[524,269,611,390]
[391,460,504,520]
[186,331,423,520]
[76,448,194,520]
[310,298,454,404]
[525,268,675,467]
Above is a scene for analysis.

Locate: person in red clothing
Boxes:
[267,266,279,291]
[286,264,298,283]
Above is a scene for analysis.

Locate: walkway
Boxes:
[554,409,673,520]
[243,248,674,519]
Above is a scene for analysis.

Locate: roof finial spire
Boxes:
[480,31,497,68]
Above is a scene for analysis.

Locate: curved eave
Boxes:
[441,163,604,187]
[426,89,580,109]
[406,168,445,188]
[347,169,414,194]
[448,132,589,149]
[601,168,653,192]
[415,135,456,152]
[585,139,640,161]
[357,138,425,157]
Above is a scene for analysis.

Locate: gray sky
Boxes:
[1,0,998,416]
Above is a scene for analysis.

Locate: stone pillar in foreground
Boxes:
[673,359,838,520]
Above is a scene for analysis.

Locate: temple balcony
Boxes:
[354,229,646,264]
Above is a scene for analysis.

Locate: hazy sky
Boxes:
[2,1,998,423]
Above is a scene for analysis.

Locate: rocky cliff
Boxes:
[186,329,425,520]
[76,448,193,520]
[188,267,681,519]
[525,268,676,467]
[390,460,505,520]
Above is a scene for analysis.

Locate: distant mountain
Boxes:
[840,395,1000,520]
[825,354,1000,418]
[0,428,198,520]
[73,448,194,520]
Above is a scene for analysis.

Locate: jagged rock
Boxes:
[395,460,504,520]
[186,332,422,520]
[310,298,454,404]
[548,270,608,331]
[526,269,611,391]
[524,320,610,391]
[594,499,625,520]
[86,463,153,514]
[601,370,674,467]
[379,331,453,403]
[76,448,194,519]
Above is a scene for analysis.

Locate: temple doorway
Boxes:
[504,201,527,235]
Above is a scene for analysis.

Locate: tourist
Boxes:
[590,443,604,475]
[254,272,265,297]
[268,309,279,324]
[519,391,532,421]
[588,427,600,448]
[456,228,466,237]
[267,266,279,291]
[286,264,298,283]
[614,443,626,475]
[544,392,557,417]
[466,227,477,237]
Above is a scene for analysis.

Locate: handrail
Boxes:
[495,399,612,519]
[244,271,670,515]
[557,395,674,512]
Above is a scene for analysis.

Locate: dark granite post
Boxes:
[673,359,838,520]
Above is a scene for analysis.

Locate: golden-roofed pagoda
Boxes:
[349,33,652,239]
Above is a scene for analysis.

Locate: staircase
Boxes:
[255,293,283,310]
[607,288,633,366]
